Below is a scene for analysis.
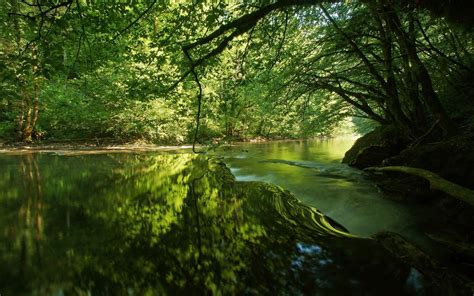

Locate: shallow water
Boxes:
[214,138,440,245]
[0,152,424,294]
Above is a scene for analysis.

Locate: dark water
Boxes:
[0,151,425,295]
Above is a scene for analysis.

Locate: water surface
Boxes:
[0,152,424,295]
[216,138,440,243]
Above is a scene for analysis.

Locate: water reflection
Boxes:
[216,138,438,243]
[0,153,421,294]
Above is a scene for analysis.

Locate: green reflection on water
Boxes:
[0,153,417,295]
[217,138,435,240]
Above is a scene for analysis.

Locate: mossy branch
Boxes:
[365,166,474,207]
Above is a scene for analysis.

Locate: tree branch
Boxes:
[268,9,289,70]
[111,1,157,42]
[17,0,73,19]
[415,19,472,73]
[182,49,204,154]
[171,0,325,88]
[319,4,387,89]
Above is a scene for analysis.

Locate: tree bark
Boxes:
[385,4,453,135]
[322,3,414,136]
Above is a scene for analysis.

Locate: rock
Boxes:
[372,134,474,205]
[350,145,393,169]
[348,128,474,204]
[342,125,408,168]
[371,173,435,202]
[433,196,474,228]
[373,231,473,295]
[427,230,474,264]
[384,135,474,190]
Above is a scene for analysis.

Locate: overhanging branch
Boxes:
[111,1,157,42]
[173,0,325,88]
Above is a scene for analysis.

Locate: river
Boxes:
[215,138,438,240]
[0,140,438,294]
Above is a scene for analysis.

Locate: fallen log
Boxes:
[365,166,474,207]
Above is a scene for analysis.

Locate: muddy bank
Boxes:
[0,141,197,155]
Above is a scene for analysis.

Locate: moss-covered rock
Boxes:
[369,134,474,206]
[384,135,474,190]
[342,125,408,168]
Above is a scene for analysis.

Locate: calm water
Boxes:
[0,147,428,294]
[215,138,439,241]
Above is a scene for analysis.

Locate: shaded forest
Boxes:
[1,0,472,147]
[1,1,474,294]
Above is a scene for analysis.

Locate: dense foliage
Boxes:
[0,1,472,144]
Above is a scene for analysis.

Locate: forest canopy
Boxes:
[0,0,473,146]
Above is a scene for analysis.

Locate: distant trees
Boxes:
[179,1,473,142]
[1,0,42,141]
[1,1,472,143]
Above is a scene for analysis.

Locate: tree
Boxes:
[1,1,472,144]
[176,0,473,142]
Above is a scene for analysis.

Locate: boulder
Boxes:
[373,231,473,295]
[384,135,474,190]
[348,145,393,169]
[343,125,408,168]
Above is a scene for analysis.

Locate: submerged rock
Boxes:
[259,158,366,182]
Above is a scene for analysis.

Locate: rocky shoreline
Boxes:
[343,126,474,293]
[218,159,474,294]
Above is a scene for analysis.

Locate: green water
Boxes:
[0,149,426,294]
[216,138,438,240]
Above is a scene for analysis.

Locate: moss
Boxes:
[342,125,408,168]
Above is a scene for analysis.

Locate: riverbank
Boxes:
[0,136,354,155]
[342,126,474,290]
[0,143,194,155]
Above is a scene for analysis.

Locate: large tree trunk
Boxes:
[385,3,453,136]
[21,75,40,142]
[20,102,39,142]
[10,1,41,142]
